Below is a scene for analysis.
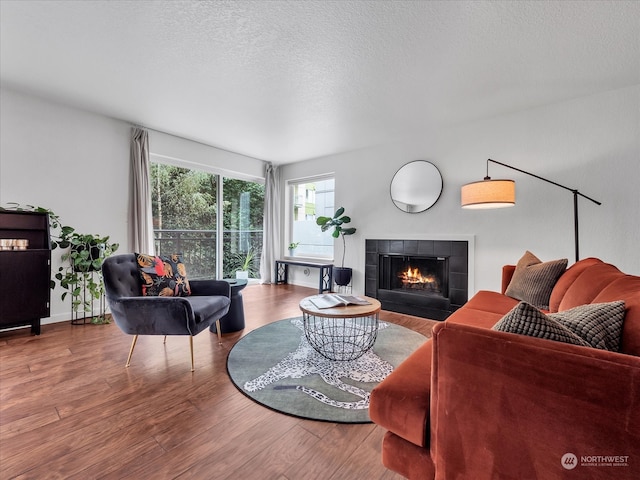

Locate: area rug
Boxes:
[226,317,427,423]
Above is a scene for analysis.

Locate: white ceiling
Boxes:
[1,1,638,164]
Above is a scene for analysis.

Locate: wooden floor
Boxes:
[0,284,436,480]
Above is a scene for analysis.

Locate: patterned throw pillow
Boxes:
[135,253,191,297]
[505,251,568,310]
[493,302,590,348]
[551,301,626,352]
[493,301,626,351]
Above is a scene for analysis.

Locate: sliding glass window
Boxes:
[150,162,264,280]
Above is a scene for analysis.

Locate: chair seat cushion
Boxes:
[186,296,231,324]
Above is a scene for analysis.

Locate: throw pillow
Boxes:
[493,302,591,348]
[551,301,626,352]
[505,251,568,310]
[135,253,191,297]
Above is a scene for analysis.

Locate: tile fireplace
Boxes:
[365,239,468,320]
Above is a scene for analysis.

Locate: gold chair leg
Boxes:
[215,319,222,345]
[126,335,138,367]
[189,336,195,372]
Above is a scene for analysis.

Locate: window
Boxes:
[288,176,335,258]
[151,162,264,280]
[222,177,264,278]
[151,163,217,279]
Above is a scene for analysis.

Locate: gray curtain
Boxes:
[129,127,154,253]
[259,163,281,283]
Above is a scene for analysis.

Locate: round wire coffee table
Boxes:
[299,295,382,361]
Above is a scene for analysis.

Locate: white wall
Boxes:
[149,130,265,181]
[2,85,638,322]
[281,86,640,295]
[1,88,131,322]
[0,87,265,324]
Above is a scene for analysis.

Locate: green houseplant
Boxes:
[316,207,357,286]
[56,232,119,324]
[225,248,258,280]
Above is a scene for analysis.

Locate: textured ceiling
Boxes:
[1,0,638,164]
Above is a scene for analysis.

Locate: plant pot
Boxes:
[236,270,249,280]
[333,267,352,286]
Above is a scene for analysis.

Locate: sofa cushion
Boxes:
[557,262,624,312]
[460,290,521,317]
[505,251,567,310]
[136,253,191,297]
[493,302,591,347]
[593,275,640,356]
[548,257,603,312]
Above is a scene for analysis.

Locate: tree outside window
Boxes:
[151,163,264,280]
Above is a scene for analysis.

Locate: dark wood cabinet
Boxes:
[0,211,52,335]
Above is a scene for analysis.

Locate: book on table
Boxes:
[309,294,371,309]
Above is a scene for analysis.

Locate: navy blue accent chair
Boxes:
[102,253,231,372]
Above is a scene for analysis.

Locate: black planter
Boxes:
[333,266,352,286]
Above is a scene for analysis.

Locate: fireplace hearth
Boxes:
[365,239,468,320]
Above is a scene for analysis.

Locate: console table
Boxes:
[275,259,333,294]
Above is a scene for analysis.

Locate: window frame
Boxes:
[286,173,335,261]
[150,154,265,280]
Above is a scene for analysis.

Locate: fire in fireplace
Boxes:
[398,265,440,292]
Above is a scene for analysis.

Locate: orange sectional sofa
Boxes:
[370,257,640,479]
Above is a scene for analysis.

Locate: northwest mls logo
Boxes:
[561,453,578,470]
[562,452,630,469]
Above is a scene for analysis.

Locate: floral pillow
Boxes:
[135,253,191,297]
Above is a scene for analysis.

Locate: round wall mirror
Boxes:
[390,160,443,213]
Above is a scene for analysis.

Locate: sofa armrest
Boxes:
[430,322,640,480]
[501,264,516,294]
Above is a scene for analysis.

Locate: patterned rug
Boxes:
[226,317,427,423]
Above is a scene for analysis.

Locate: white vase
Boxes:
[236,270,249,280]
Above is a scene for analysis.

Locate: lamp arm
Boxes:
[487,158,601,262]
[487,159,601,206]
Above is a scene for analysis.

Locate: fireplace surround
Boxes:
[365,239,468,320]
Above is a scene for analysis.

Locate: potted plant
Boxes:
[56,232,119,324]
[288,242,299,256]
[235,248,255,280]
[316,207,357,286]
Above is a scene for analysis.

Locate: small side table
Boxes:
[299,295,381,361]
[211,278,247,334]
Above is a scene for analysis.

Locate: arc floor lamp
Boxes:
[461,158,601,262]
